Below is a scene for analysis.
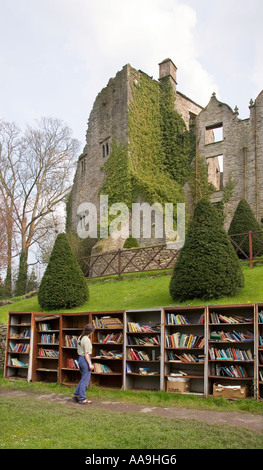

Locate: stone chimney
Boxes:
[158,58,177,91]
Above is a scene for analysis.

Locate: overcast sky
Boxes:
[1,0,262,153]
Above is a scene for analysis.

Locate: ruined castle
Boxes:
[69,58,263,248]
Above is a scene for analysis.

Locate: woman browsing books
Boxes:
[73,323,95,404]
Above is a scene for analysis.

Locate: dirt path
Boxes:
[1,388,262,433]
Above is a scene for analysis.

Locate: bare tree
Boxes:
[0,117,79,295]
[0,120,21,295]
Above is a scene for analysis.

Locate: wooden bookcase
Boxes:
[4,312,35,382]
[59,313,90,386]
[123,309,163,391]
[257,303,263,399]
[163,306,206,396]
[207,304,256,398]
[32,315,60,383]
[4,304,262,399]
[90,311,124,389]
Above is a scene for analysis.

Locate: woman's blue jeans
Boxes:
[74,355,91,401]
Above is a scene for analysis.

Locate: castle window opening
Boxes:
[106,142,109,155]
[207,154,224,191]
[205,122,223,145]
[102,144,105,158]
[81,158,86,173]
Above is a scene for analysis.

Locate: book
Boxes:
[93,316,123,329]
[38,348,59,358]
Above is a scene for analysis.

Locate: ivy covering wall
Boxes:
[100,71,191,212]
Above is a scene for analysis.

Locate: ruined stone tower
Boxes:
[69,59,263,248]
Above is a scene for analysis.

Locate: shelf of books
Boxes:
[91,311,124,389]
[207,304,256,398]
[60,313,91,386]
[124,309,163,391]
[4,312,35,381]
[257,303,263,399]
[32,315,60,383]
[164,306,206,396]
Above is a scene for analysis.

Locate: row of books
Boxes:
[66,358,79,369]
[166,351,204,363]
[259,336,263,346]
[97,332,123,344]
[166,333,204,349]
[92,316,123,329]
[258,312,263,323]
[94,349,122,359]
[210,330,254,342]
[212,364,249,378]
[210,313,253,324]
[38,323,52,331]
[127,348,158,361]
[127,335,160,346]
[93,362,113,374]
[209,347,253,361]
[127,322,161,333]
[40,333,59,344]
[10,358,28,367]
[65,335,78,348]
[259,352,263,364]
[259,370,263,382]
[11,329,31,339]
[166,313,204,325]
[38,348,59,358]
[9,342,30,353]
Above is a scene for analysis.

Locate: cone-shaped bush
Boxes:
[228,198,263,258]
[38,233,89,310]
[169,199,244,301]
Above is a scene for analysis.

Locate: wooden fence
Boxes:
[79,244,180,280]
[229,230,263,267]
[79,230,263,280]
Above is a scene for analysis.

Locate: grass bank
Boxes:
[0,264,262,323]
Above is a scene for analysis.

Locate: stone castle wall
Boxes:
[196,92,263,229]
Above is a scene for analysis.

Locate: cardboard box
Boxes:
[166,378,190,394]
[213,383,248,399]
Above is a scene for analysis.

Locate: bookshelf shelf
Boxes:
[90,311,124,388]
[207,304,256,397]
[124,309,163,391]
[32,315,60,383]
[4,312,34,382]
[164,306,206,396]
[257,303,263,399]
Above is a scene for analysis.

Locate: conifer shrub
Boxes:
[169,199,244,301]
[38,233,89,310]
[228,198,263,258]
[123,235,139,249]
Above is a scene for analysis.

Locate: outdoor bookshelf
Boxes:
[257,303,263,399]
[60,313,91,386]
[4,305,262,399]
[207,304,256,398]
[32,315,60,383]
[163,306,206,396]
[4,312,34,381]
[123,309,163,391]
[91,311,124,388]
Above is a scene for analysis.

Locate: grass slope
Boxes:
[0,264,262,323]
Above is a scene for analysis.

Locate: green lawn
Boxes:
[0,264,262,323]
